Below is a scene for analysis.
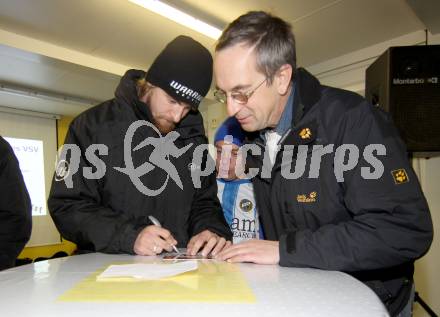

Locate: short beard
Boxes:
[154,118,176,134]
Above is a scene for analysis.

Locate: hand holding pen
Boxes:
[148,216,180,254]
[132,215,180,256]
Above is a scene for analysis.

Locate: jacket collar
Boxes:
[292,67,322,127]
[245,67,321,143]
[242,68,322,181]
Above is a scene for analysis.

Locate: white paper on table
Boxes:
[96,260,198,280]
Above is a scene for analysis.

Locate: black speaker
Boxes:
[365,45,440,153]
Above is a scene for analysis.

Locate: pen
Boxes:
[148,215,181,254]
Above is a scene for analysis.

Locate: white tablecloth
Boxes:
[0,253,389,317]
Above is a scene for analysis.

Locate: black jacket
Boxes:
[246,68,433,315]
[48,69,231,253]
[0,136,32,270]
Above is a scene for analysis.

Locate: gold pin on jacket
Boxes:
[299,128,312,139]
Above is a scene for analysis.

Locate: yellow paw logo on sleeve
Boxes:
[299,128,312,139]
[391,169,409,184]
[297,191,317,203]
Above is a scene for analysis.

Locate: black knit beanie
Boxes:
[145,35,213,109]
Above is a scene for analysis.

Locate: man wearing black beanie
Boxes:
[48,36,232,257]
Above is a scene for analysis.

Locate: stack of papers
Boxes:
[96,260,198,280]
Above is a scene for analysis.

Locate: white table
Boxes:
[0,253,389,317]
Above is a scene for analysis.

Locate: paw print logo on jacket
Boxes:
[299,128,312,139]
[297,191,317,203]
[391,169,409,184]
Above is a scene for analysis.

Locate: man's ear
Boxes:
[275,64,293,95]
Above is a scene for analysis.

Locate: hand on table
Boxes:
[215,240,280,264]
[186,230,231,257]
[133,225,177,256]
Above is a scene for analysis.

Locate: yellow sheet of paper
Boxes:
[58,261,255,303]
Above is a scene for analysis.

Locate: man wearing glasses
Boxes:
[213,11,432,317]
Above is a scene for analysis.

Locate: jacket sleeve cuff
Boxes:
[279,231,297,267]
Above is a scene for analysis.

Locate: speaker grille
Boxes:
[392,84,440,151]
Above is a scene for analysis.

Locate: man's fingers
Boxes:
[186,236,196,253]
[153,244,163,254]
[223,240,232,251]
[134,226,179,255]
[154,227,175,242]
[216,243,248,261]
[153,236,172,253]
[226,253,253,263]
[201,235,219,257]
[216,240,280,264]
[187,230,229,256]
[153,236,174,253]
[150,226,178,251]
[210,237,228,256]
[188,235,206,255]
[134,244,156,256]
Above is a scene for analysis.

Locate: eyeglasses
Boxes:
[214,77,267,105]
